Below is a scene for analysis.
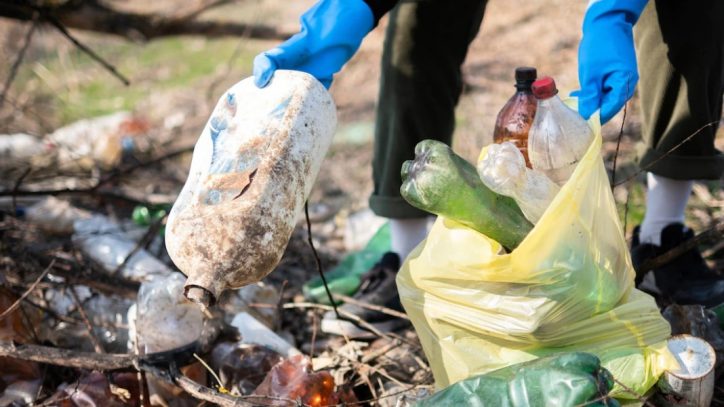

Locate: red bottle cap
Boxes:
[532,76,558,99]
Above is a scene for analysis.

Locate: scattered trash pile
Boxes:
[0,77,432,406]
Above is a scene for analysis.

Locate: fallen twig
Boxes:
[0,259,54,321]
[0,318,221,371]
[69,285,105,354]
[615,121,720,187]
[333,294,410,321]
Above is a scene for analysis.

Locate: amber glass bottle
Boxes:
[493,67,538,167]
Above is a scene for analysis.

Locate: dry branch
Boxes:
[0,319,222,371]
[0,0,292,41]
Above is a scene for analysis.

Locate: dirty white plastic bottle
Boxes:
[528,77,594,186]
[165,70,337,309]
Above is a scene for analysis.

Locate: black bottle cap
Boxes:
[515,67,537,82]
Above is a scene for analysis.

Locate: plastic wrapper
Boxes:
[397,115,676,398]
[477,142,560,224]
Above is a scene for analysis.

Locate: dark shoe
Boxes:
[321,252,409,337]
[633,223,724,307]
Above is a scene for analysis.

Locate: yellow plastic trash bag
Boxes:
[396,117,676,399]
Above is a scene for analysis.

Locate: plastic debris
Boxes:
[133,273,204,353]
[230,312,300,357]
[210,342,283,395]
[73,215,172,282]
[478,141,560,224]
[47,111,133,170]
[252,354,357,407]
[24,196,92,235]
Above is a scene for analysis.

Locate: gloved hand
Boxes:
[253,0,374,89]
[417,352,619,407]
[576,0,648,124]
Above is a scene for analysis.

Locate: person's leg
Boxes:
[371,0,488,260]
[633,0,724,305]
[639,173,693,246]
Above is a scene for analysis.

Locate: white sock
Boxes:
[390,218,429,260]
[639,173,693,246]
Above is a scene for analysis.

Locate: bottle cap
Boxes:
[532,76,558,99]
[515,67,537,82]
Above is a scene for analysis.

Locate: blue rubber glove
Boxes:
[576,0,648,124]
[253,0,374,89]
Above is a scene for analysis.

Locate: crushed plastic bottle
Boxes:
[133,273,204,353]
[253,354,357,407]
[478,142,560,224]
[165,70,336,309]
[73,215,172,282]
[528,76,594,186]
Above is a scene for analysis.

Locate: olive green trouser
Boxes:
[369,0,488,219]
[634,0,724,180]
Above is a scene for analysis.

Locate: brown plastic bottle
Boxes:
[493,67,538,167]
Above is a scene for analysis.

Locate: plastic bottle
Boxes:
[72,215,172,282]
[477,142,560,224]
[24,197,91,235]
[493,67,538,167]
[528,76,594,186]
[165,70,336,309]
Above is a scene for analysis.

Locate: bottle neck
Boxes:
[515,80,534,92]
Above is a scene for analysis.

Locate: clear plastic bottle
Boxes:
[528,77,594,186]
[493,67,538,167]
